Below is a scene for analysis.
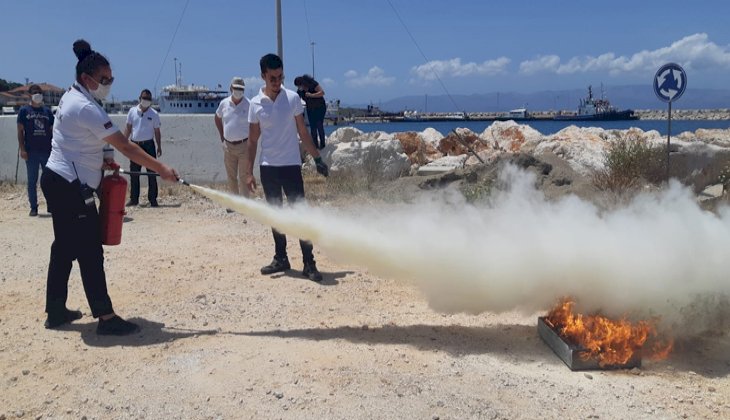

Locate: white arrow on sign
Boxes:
[656,69,683,100]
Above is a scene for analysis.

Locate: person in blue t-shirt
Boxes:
[17,84,54,216]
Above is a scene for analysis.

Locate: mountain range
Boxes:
[356,85,730,113]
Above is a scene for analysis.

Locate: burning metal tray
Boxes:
[537,317,642,371]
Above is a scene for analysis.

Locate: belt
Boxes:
[225,138,248,145]
[133,139,154,144]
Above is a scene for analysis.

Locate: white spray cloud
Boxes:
[519,33,730,75]
[411,57,511,80]
[193,166,730,335]
[344,66,395,87]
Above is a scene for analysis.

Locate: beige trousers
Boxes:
[223,140,249,197]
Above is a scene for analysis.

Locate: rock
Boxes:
[584,373,593,380]
[328,138,410,180]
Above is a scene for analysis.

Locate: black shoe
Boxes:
[44,309,83,329]
[303,262,323,282]
[29,208,38,217]
[149,201,159,208]
[260,257,291,275]
[97,315,140,336]
[126,200,138,207]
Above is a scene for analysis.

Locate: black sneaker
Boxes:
[96,316,140,336]
[126,200,138,207]
[29,208,38,217]
[303,262,323,282]
[260,257,291,275]
[149,200,159,208]
[44,309,83,329]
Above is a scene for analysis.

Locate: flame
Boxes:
[545,298,673,367]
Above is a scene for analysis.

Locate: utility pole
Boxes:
[311,42,316,78]
[276,0,283,60]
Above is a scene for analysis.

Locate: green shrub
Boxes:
[593,135,666,192]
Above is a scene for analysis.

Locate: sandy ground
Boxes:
[1,180,729,420]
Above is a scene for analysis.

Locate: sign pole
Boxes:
[666,100,672,181]
[653,62,686,183]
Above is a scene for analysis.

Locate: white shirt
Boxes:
[46,83,118,188]
[216,96,250,141]
[126,105,160,141]
[248,87,303,166]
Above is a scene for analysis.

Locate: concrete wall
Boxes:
[0,114,258,184]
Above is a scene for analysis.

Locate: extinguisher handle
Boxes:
[104,161,121,171]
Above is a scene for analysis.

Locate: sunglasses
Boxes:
[140,97,152,101]
[88,74,114,86]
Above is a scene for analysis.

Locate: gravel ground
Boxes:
[0,182,728,420]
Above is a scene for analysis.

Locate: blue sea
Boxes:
[325,120,730,137]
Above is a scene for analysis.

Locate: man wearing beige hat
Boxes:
[215,77,250,198]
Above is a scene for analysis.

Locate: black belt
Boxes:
[225,138,248,145]
[133,139,154,144]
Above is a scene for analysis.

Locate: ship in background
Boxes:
[158,60,227,114]
[553,85,638,121]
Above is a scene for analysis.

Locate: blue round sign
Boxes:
[654,63,687,103]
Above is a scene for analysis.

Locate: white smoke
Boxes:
[192,165,730,335]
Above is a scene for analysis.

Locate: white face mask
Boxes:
[90,83,111,101]
[232,90,244,100]
[31,93,43,103]
[140,99,152,108]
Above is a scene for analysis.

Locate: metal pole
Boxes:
[666,101,672,181]
[14,145,20,184]
[276,0,283,60]
[311,42,315,78]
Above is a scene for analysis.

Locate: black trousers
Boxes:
[41,169,114,318]
[129,140,158,203]
[307,105,327,149]
[259,165,315,264]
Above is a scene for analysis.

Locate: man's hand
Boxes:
[157,147,162,158]
[158,164,179,182]
[314,157,329,177]
[246,173,257,194]
[19,150,28,161]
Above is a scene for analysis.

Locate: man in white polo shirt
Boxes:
[215,76,250,198]
[124,88,162,207]
[246,54,329,282]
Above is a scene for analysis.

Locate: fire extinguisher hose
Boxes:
[117,168,190,186]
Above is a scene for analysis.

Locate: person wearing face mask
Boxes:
[41,39,179,336]
[124,89,162,207]
[16,84,54,217]
[214,76,250,198]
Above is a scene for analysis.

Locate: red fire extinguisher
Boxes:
[99,167,127,246]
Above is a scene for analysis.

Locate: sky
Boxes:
[4,0,730,106]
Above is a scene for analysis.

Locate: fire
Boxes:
[545,298,673,367]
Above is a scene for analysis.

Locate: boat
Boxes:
[158,60,228,114]
[495,108,534,121]
[159,84,228,114]
[553,85,637,121]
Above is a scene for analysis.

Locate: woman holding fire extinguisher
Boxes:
[40,39,179,336]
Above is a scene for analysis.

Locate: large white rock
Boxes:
[419,127,444,147]
[328,126,365,145]
[479,120,544,153]
[328,138,411,180]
